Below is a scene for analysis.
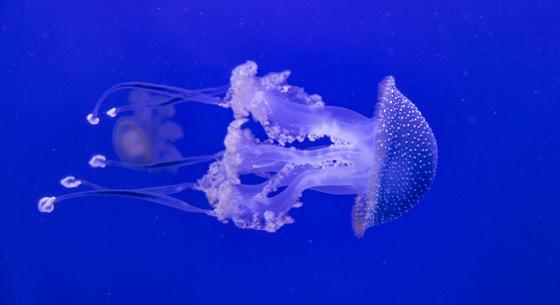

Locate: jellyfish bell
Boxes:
[113,118,152,164]
[39,61,437,237]
[352,76,438,237]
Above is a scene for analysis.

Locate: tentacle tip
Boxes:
[106,107,117,118]
[38,196,56,213]
[86,113,100,125]
[60,176,81,188]
[88,154,107,168]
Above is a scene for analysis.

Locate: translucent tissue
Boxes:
[39,61,437,237]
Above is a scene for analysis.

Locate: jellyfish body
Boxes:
[39,61,437,237]
[112,90,184,166]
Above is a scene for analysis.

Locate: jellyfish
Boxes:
[38,61,438,237]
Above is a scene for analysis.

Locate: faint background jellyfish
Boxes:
[111,90,184,170]
[38,61,438,237]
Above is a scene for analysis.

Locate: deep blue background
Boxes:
[1,1,559,304]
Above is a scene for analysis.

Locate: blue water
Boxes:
[2,1,559,304]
